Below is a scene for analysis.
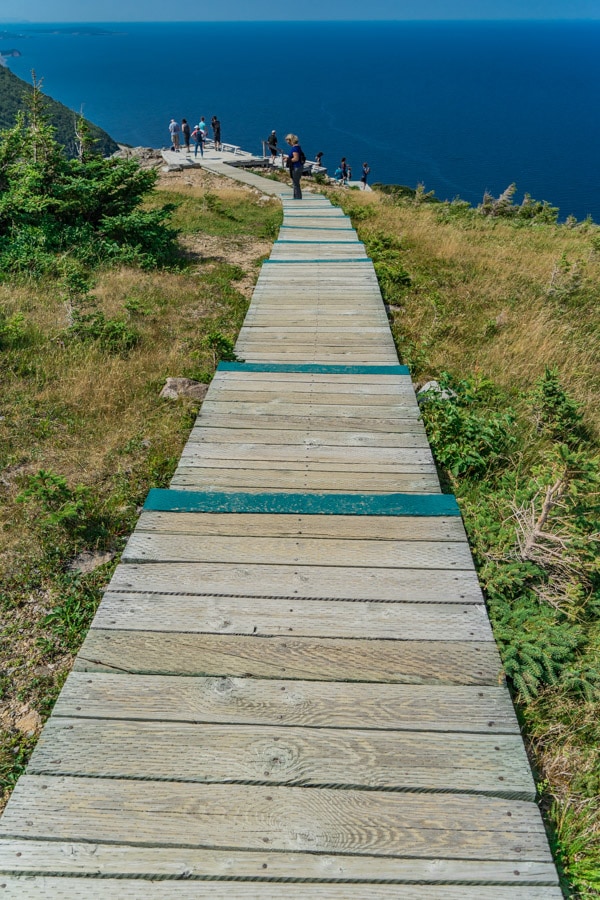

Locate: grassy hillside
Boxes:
[0,66,119,157]
[329,183,600,899]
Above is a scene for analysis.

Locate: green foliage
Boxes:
[373,260,412,289]
[372,182,441,205]
[16,470,92,539]
[490,597,583,701]
[0,100,178,277]
[479,183,559,224]
[419,373,517,477]
[43,574,104,652]
[0,309,26,347]
[67,309,139,354]
[204,330,242,364]
[530,367,585,444]
[363,229,413,299]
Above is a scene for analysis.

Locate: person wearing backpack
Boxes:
[285,133,304,200]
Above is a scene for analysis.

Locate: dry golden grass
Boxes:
[330,188,600,434]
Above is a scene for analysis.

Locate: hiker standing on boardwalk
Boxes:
[361,161,371,189]
[169,118,180,151]
[211,116,221,150]
[266,130,278,164]
[181,118,191,153]
[285,133,304,200]
[192,123,204,157]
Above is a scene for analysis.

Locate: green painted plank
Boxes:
[143,489,460,517]
[217,363,410,374]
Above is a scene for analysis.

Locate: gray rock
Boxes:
[68,550,115,575]
[112,146,164,169]
[417,380,458,402]
[160,377,208,401]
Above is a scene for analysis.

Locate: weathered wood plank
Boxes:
[0,777,553,861]
[175,456,436,476]
[93,594,492,641]
[209,381,414,396]
[187,427,430,447]
[53,673,519,733]
[179,445,435,467]
[135,511,467,541]
[169,468,439,493]
[0,877,564,898]
[107,561,483,603]
[121,534,472,570]
[200,401,420,417]
[211,372,412,384]
[0,840,559,884]
[191,415,427,433]
[75,631,501,684]
[29,719,535,799]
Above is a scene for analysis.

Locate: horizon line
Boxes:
[2,17,600,24]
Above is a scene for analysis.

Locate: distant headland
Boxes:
[0,49,21,67]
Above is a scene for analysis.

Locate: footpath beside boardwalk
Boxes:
[0,172,561,897]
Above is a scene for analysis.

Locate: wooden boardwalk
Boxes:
[0,174,561,897]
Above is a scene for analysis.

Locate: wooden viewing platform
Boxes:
[0,165,561,897]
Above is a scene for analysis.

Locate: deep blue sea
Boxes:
[2,20,600,220]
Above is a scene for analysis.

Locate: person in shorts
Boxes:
[169,118,180,151]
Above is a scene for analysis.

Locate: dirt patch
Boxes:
[181,232,271,298]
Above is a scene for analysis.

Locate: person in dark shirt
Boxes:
[285,133,304,200]
[211,116,221,151]
[181,118,191,153]
[315,151,324,168]
[340,157,349,185]
[266,130,278,164]
[361,161,371,189]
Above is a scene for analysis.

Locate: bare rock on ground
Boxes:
[68,550,115,575]
[112,146,164,169]
[14,709,42,736]
[160,377,208,402]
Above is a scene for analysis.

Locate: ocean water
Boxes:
[3,20,600,220]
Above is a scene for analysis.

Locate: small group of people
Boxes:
[168,115,221,156]
[335,158,371,189]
